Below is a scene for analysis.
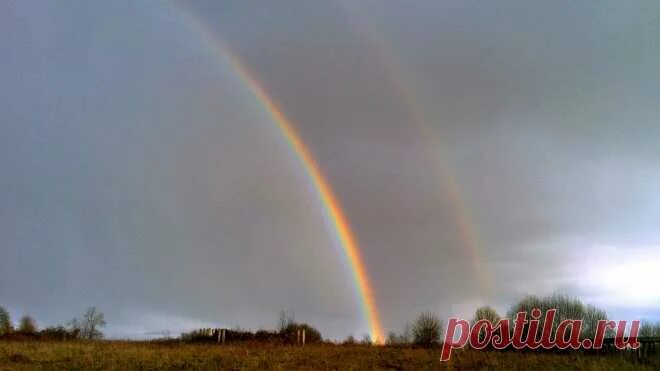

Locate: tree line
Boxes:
[386,293,660,348]
[0,306,105,340]
[2,293,658,346]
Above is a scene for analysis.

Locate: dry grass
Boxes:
[0,340,656,370]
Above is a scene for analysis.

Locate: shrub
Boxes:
[254,329,279,342]
[18,315,37,334]
[181,322,322,344]
[40,326,78,340]
[280,323,322,344]
[412,311,442,347]
[180,328,220,342]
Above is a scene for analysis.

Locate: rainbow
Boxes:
[175,7,385,344]
[339,2,492,298]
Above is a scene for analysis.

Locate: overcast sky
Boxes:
[1,0,659,339]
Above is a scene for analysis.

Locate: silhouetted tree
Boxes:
[70,306,106,340]
[0,306,12,335]
[277,309,295,333]
[507,293,610,340]
[412,311,442,347]
[18,315,37,334]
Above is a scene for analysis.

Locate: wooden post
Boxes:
[302,328,306,346]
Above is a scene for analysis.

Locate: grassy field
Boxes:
[0,340,657,370]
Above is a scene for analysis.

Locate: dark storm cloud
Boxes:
[1,0,659,339]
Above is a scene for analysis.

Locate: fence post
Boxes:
[302,328,306,346]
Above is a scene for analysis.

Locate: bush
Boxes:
[18,316,37,334]
[181,322,322,344]
[254,329,279,342]
[280,323,322,344]
[412,311,442,347]
[40,326,79,340]
[180,328,219,343]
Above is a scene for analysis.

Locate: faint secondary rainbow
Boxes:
[339,2,493,299]
[175,6,385,344]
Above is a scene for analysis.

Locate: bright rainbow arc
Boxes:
[176,8,385,344]
[227,55,385,344]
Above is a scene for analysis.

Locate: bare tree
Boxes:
[412,311,443,347]
[0,306,12,335]
[473,306,500,324]
[18,315,37,334]
[71,306,106,340]
[472,306,500,343]
[277,309,295,333]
